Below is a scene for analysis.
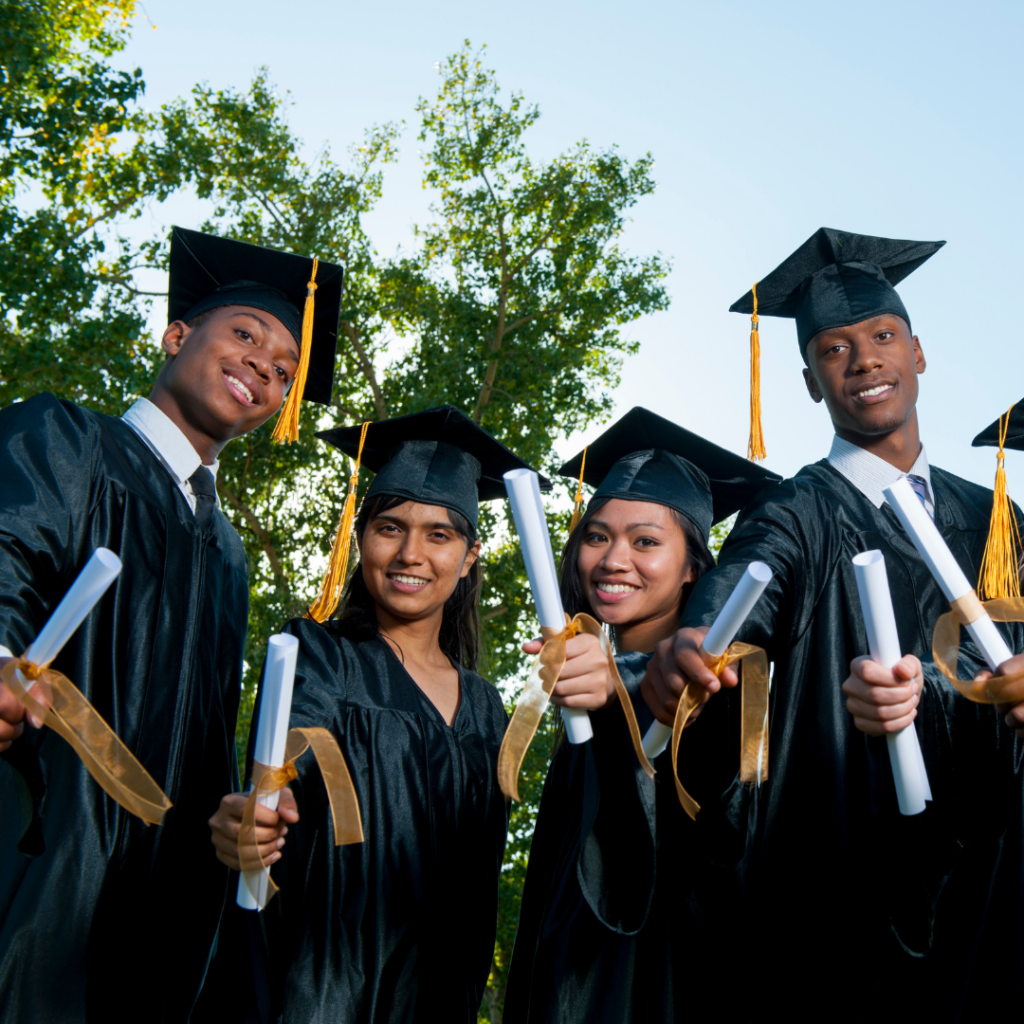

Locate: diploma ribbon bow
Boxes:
[932,592,1024,705]
[239,726,364,905]
[668,642,770,820]
[498,613,655,802]
[1,656,172,826]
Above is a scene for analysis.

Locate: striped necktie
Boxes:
[906,474,932,519]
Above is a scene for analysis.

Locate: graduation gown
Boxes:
[680,460,1024,1021]
[504,650,747,1024]
[0,393,249,1022]
[254,618,510,1024]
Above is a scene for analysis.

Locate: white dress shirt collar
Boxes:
[827,434,933,515]
[122,398,219,510]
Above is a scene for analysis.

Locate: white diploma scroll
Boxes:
[237,633,300,911]
[852,550,932,816]
[503,468,593,745]
[884,478,1014,670]
[642,561,774,759]
[11,548,122,692]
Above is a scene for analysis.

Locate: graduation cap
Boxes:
[972,401,1023,599]
[307,406,550,621]
[559,406,781,544]
[168,226,344,442]
[730,227,945,462]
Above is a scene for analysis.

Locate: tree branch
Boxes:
[219,484,291,591]
[341,320,388,421]
[472,211,509,424]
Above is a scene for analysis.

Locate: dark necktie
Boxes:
[188,466,217,530]
[906,474,932,519]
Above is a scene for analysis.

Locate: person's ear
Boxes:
[803,365,824,404]
[161,320,189,358]
[460,539,482,579]
[912,334,926,375]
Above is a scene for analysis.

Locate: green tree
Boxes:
[0,1,180,413]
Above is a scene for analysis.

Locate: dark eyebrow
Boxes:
[229,311,300,365]
[372,515,460,533]
[586,519,667,532]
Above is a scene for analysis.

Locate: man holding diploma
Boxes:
[0,227,343,1022]
[642,228,1024,1019]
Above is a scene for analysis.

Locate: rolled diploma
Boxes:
[852,550,932,815]
[883,478,1014,670]
[642,561,774,759]
[503,469,592,744]
[10,548,123,693]
[237,633,300,910]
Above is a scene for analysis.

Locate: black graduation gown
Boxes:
[254,619,510,1024]
[504,652,745,1024]
[680,460,1024,1021]
[0,393,249,1022]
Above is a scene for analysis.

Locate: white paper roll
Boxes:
[503,469,592,745]
[238,633,301,911]
[11,548,122,694]
[642,562,773,760]
[884,478,1014,670]
[852,550,932,816]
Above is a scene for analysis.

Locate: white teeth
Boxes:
[597,583,639,594]
[391,574,427,585]
[858,384,890,397]
[226,375,253,403]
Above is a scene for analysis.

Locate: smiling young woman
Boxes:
[202,406,555,1024]
[504,407,779,1024]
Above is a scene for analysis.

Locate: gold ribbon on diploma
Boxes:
[932,592,1024,704]
[667,642,770,821]
[498,613,655,802]
[238,726,364,905]
[1,655,172,826]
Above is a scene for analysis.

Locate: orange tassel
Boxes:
[308,421,371,622]
[747,281,766,462]
[978,404,1021,600]
[272,257,319,444]
[568,446,588,534]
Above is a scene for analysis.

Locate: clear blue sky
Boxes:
[119,0,1024,490]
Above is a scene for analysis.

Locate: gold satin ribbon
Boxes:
[932,593,1024,705]
[668,642,770,821]
[238,726,364,905]
[1,656,172,826]
[498,613,655,802]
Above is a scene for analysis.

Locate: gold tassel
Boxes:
[272,257,319,444]
[308,421,371,623]
[568,446,588,534]
[747,281,766,462]
[978,404,1022,600]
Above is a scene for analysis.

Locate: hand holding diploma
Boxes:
[848,550,932,816]
[883,478,1024,717]
[498,469,655,801]
[0,548,173,824]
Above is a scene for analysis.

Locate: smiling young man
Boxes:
[0,226,343,1023]
[641,228,1024,1020]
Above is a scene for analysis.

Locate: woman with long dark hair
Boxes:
[504,407,779,1023]
[205,406,606,1023]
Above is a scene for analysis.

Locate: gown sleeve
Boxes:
[0,394,101,852]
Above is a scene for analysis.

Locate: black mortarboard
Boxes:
[730,227,944,352]
[167,225,344,415]
[317,406,550,535]
[971,401,1023,600]
[728,227,945,463]
[559,406,780,543]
